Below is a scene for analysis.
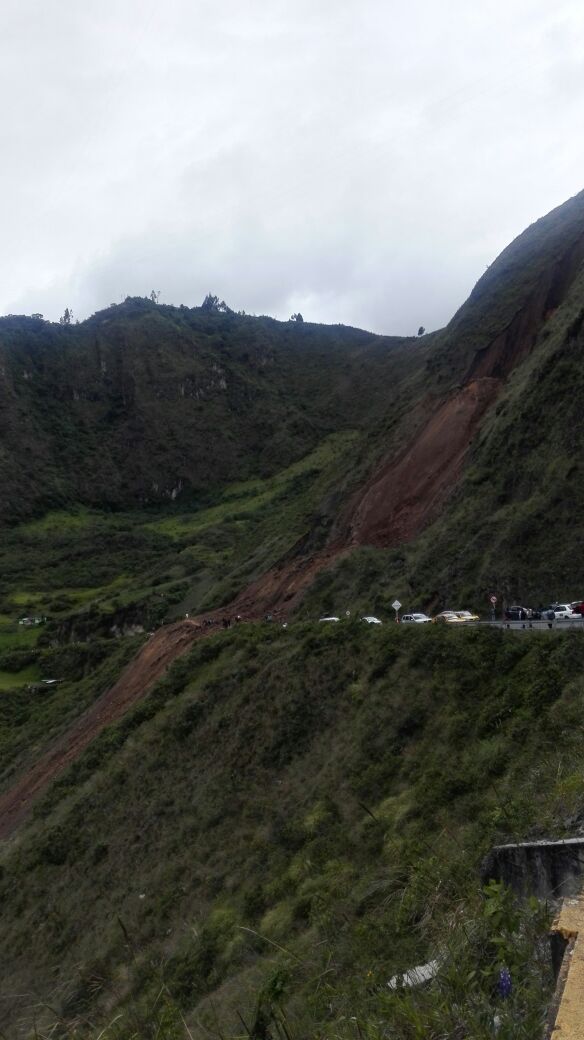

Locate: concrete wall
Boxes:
[481,838,584,900]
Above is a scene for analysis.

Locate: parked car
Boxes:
[319,616,340,623]
[454,610,480,623]
[503,606,542,621]
[401,613,432,624]
[361,615,382,624]
[551,603,581,620]
[570,601,584,615]
[432,611,466,624]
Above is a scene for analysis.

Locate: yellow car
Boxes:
[454,610,480,623]
[432,611,466,624]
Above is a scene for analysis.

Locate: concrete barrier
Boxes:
[482,838,584,900]
[483,839,584,1037]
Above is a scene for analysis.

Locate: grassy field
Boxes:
[0,663,40,690]
[21,508,95,535]
[0,620,41,652]
[145,431,359,539]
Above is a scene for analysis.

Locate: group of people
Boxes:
[185,613,243,629]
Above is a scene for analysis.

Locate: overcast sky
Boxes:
[2,0,584,335]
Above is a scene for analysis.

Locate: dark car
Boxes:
[504,606,542,621]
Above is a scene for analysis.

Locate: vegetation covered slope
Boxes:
[3,191,584,611]
[2,621,580,1038]
[301,257,584,617]
[0,300,415,523]
[301,189,584,615]
[432,187,584,385]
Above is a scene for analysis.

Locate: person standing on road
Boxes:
[546,608,555,630]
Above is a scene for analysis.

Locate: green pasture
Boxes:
[0,618,41,652]
[20,508,94,536]
[145,431,359,539]
[0,663,40,690]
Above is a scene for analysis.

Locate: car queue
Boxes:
[318,602,584,626]
[318,609,479,625]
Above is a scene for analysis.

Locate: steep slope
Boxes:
[408,263,584,604]
[341,189,584,557]
[442,188,584,382]
[0,622,577,1038]
[0,302,414,523]
[348,375,500,545]
[0,621,198,839]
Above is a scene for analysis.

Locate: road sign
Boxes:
[392,600,401,611]
[490,595,497,605]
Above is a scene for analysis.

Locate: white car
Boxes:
[551,604,581,620]
[361,615,382,624]
[401,613,432,624]
[319,616,340,623]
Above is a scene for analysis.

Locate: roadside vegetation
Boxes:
[2,621,583,1036]
[0,300,416,525]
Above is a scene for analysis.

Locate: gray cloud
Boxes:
[2,0,584,334]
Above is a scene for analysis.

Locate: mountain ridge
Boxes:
[0,303,413,523]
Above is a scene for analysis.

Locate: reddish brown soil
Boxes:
[230,544,348,616]
[349,377,500,546]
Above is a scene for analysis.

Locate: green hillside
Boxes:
[1,621,578,1038]
[299,190,584,616]
[0,300,415,524]
[2,190,584,1038]
[433,187,584,384]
